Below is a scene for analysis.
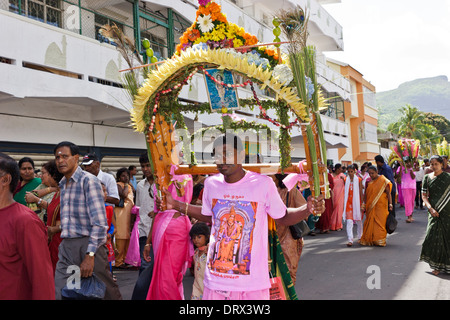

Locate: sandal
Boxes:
[346,242,353,247]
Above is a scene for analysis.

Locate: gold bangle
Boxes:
[185,202,189,215]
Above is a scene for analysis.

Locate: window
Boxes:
[9,0,62,28]
[363,85,376,108]
[95,14,124,43]
[359,122,378,143]
[320,89,345,121]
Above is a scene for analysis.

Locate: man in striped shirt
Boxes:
[53,141,122,300]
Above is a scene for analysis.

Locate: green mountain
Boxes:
[376,75,450,130]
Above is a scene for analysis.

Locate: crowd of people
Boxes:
[0,136,449,300]
[313,155,449,271]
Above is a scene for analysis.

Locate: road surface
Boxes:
[115,204,449,300]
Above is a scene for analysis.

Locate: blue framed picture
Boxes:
[204,68,240,112]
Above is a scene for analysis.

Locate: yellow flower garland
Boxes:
[131,48,312,133]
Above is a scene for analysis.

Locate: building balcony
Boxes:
[0,9,131,119]
[235,0,344,52]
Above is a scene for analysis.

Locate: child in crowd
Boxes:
[102,183,117,280]
[343,165,364,247]
[189,222,210,300]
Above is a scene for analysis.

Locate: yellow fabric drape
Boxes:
[360,176,392,247]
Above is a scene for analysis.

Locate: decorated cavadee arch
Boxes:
[109,0,336,300]
[124,1,331,206]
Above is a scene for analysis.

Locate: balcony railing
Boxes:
[0,0,192,60]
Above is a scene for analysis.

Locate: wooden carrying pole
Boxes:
[147,113,179,211]
[173,163,302,175]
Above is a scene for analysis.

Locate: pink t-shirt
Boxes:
[397,167,416,189]
[201,171,286,292]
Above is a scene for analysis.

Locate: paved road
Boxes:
[295,204,449,300]
[115,204,449,300]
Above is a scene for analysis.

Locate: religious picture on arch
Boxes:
[204,68,240,112]
[208,199,257,276]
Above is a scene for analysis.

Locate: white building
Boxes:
[0,0,350,171]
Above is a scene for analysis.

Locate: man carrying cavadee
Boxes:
[154,133,324,300]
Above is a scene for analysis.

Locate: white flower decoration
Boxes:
[197,14,214,33]
[272,64,293,85]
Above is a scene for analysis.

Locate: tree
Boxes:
[387,104,441,155]
[422,112,450,141]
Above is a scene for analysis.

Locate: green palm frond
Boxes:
[122,71,140,103]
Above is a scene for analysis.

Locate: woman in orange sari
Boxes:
[360,166,393,247]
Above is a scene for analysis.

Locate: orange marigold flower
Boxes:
[197,6,210,17]
[208,2,221,14]
[266,49,275,56]
[188,29,200,41]
[180,34,189,44]
[245,35,257,45]
[211,12,227,23]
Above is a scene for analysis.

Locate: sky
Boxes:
[322,0,450,92]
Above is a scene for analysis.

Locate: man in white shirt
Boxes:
[130,152,155,300]
[414,161,425,209]
[135,153,155,269]
[81,153,120,207]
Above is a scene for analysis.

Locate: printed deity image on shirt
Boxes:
[209,199,258,275]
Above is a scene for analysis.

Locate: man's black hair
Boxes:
[54,141,80,156]
[139,152,150,164]
[212,133,244,155]
[0,153,20,193]
[374,155,385,163]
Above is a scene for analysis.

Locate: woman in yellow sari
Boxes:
[360,166,393,247]
[114,167,135,268]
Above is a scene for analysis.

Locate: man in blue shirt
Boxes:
[53,141,122,300]
[375,155,397,215]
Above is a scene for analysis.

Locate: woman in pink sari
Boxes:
[145,173,194,300]
[396,163,416,222]
[125,205,141,267]
[330,163,346,231]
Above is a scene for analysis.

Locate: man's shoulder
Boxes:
[245,171,273,183]
[205,171,272,186]
[137,178,147,187]
[204,173,222,184]
[8,202,44,226]
[98,170,116,182]
[74,169,103,191]
[80,169,100,183]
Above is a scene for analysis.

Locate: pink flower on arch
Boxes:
[198,0,212,6]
